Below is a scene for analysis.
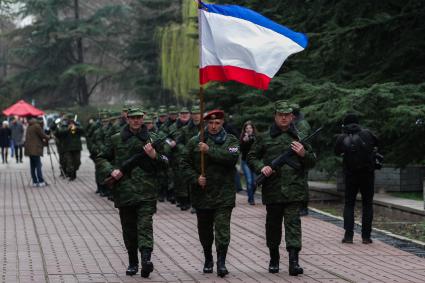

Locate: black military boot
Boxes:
[216,248,229,277]
[140,249,154,278]
[203,248,214,273]
[288,248,303,276]
[341,231,353,244]
[126,250,138,276]
[268,247,280,273]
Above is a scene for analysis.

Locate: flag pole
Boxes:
[197,0,206,186]
[199,86,205,178]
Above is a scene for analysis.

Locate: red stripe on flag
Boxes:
[200,65,271,90]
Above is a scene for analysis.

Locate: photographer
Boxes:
[335,113,379,244]
[240,121,257,205]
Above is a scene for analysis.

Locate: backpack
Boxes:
[342,131,375,171]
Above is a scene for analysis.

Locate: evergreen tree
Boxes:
[4,0,129,106]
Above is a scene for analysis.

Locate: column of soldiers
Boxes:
[83,100,315,279]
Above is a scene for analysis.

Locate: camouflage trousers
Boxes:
[173,162,190,201]
[266,202,302,251]
[63,151,81,176]
[118,202,157,252]
[196,207,233,252]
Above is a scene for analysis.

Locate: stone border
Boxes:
[309,207,425,258]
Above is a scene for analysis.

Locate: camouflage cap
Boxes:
[290,103,300,112]
[191,105,201,114]
[122,105,130,112]
[144,113,154,123]
[66,113,75,120]
[158,107,168,116]
[168,105,178,115]
[179,106,190,113]
[127,107,144,117]
[274,100,293,114]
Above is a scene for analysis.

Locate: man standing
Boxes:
[248,101,316,276]
[96,107,168,278]
[24,117,50,187]
[10,118,25,163]
[335,113,378,244]
[181,109,239,277]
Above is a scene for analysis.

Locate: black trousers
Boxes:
[343,170,375,238]
[14,145,23,161]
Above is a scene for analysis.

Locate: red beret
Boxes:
[204,109,225,120]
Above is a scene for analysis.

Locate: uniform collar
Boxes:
[121,124,149,142]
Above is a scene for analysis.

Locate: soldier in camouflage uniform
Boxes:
[96,107,168,278]
[180,105,202,213]
[159,105,178,203]
[56,114,84,181]
[92,111,112,197]
[248,100,316,276]
[181,109,239,278]
[291,103,312,216]
[143,113,156,133]
[155,107,169,202]
[165,107,191,210]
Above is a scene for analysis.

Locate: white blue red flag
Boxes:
[198,2,308,90]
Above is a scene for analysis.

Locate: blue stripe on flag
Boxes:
[200,3,308,49]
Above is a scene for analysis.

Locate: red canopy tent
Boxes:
[2,100,45,117]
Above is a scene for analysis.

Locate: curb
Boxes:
[308,207,425,257]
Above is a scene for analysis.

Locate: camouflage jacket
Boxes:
[96,125,168,207]
[181,129,239,209]
[56,123,83,152]
[247,123,316,204]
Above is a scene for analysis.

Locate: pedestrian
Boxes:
[0,121,11,163]
[240,120,257,205]
[181,109,240,278]
[24,117,50,187]
[335,113,379,244]
[247,100,316,276]
[10,117,25,163]
[96,107,168,278]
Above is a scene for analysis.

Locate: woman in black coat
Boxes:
[0,121,11,163]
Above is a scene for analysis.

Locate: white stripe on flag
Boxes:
[200,10,305,78]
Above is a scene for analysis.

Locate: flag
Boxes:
[199,2,308,90]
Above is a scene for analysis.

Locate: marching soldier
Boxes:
[56,113,84,180]
[96,107,168,278]
[166,107,191,210]
[291,103,312,216]
[247,100,316,276]
[181,109,239,277]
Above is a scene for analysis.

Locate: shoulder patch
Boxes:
[228,146,239,153]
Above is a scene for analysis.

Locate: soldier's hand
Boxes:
[291,141,305,157]
[111,169,123,180]
[198,175,206,187]
[198,142,209,153]
[261,166,273,177]
[144,143,157,159]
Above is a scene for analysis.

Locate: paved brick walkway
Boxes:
[1,150,425,282]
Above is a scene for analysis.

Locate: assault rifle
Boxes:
[255,127,323,186]
[102,131,175,189]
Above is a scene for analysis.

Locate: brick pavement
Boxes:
[1,150,425,282]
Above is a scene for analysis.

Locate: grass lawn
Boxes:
[388,192,423,201]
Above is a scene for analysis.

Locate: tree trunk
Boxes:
[74,0,90,106]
